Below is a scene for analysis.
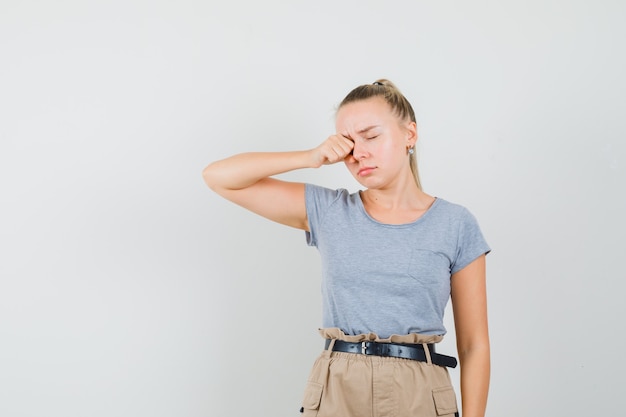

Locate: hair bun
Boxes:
[373,79,398,89]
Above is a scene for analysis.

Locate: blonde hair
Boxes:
[338,79,421,190]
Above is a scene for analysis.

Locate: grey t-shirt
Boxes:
[305,184,490,337]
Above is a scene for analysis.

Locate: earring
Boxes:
[408,146,414,155]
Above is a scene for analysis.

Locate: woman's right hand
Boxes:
[203,134,354,231]
[310,134,355,167]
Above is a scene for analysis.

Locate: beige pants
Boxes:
[301,328,458,417]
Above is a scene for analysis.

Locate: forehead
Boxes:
[335,97,395,132]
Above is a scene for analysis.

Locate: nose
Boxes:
[352,141,368,160]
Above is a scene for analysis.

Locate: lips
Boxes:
[357,167,376,176]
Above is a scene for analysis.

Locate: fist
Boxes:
[313,134,354,167]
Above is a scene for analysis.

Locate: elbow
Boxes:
[457,339,490,362]
[202,163,219,190]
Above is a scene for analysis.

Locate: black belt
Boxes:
[325,339,457,368]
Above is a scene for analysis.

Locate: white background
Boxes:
[1,1,625,416]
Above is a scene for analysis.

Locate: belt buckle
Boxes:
[361,341,367,355]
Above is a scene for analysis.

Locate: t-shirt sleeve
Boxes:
[451,208,491,274]
[304,184,345,247]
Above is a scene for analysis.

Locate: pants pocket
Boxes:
[300,381,323,416]
[432,386,458,416]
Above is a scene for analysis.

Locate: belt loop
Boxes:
[327,339,337,351]
[323,339,336,358]
[422,343,432,365]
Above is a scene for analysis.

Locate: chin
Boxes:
[356,177,382,189]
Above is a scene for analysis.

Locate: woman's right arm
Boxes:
[202,135,354,231]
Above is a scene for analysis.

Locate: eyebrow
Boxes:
[357,125,380,134]
[342,125,380,138]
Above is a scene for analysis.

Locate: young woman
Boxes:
[203,80,491,417]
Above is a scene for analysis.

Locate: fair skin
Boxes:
[202,96,489,417]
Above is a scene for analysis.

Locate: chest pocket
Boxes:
[407,249,450,285]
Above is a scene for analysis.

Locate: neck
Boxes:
[362,178,431,211]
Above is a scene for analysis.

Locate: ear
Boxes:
[405,121,417,148]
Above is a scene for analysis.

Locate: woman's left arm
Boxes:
[450,254,490,417]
